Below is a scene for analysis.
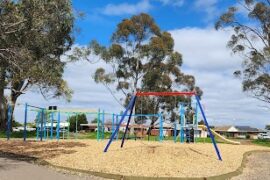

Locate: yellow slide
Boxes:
[198,125,241,145]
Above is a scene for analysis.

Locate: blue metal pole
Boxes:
[194,101,198,143]
[97,109,100,141]
[112,113,115,139]
[75,113,78,140]
[180,104,185,143]
[6,105,12,141]
[174,120,177,143]
[50,112,54,139]
[67,113,70,139]
[104,95,137,152]
[23,103,28,141]
[40,109,44,141]
[102,110,105,140]
[159,114,163,141]
[36,111,41,140]
[195,95,222,161]
[56,111,60,140]
[116,115,119,140]
[121,97,136,148]
[43,111,47,140]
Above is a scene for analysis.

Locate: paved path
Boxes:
[231,151,270,180]
[0,157,104,180]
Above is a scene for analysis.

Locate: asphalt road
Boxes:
[0,157,104,180]
[231,151,270,180]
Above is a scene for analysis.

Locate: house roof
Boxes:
[235,126,259,132]
[214,125,262,133]
[213,126,231,132]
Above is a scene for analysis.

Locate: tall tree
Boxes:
[216,0,270,103]
[71,13,202,128]
[68,114,88,132]
[0,0,74,130]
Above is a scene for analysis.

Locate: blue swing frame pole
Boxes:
[195,95,222,161]
[104,95,137,152]
[121,97,136,148]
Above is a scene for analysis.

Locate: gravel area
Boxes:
[231,151,270,180]
[46,140,269,178]
[0,139,269,179]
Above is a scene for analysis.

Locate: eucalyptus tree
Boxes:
[71,13,202,128]
[216,0,270,104]
[0,0,74,130]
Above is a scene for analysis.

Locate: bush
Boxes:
[246,134,250,139]
[68,114,88,132]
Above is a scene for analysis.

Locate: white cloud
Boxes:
[170,27,270,128]
[157,0,185,7]
[101,0,152,16]
[194,0,218,22]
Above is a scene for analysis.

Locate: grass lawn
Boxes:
[252,139,270,147]
[0,130,219,144]
[0,130,36,139]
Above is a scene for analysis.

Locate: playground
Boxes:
[1,91,270,179]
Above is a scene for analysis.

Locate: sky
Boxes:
[14,0,270,128]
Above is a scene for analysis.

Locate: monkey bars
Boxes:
[104,91,222,161]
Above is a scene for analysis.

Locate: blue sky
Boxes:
[14,0,270,128]
[72,0,237,45]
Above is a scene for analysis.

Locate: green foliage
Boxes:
[265,125,270,130]
[198,120,205,125]
[252,139,270,147]
[12,119,22,127]
[0,0,74,130]
[68,114,88,132]
[91,118,98,123]
[216,1,270,103]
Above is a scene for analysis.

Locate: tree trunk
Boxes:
[9,80,25,130]
[0,67,7,130]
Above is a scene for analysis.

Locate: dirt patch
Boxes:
[0,140,86,159]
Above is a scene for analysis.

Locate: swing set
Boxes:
[104,91,223,161]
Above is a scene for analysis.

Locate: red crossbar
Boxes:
[136,91,196,96]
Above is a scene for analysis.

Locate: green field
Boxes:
[0,131,220,144]
[0,131,36,139]
[252,139,270,147]
[4,131,270,148]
